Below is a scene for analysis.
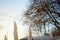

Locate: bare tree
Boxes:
[23,0,60,35]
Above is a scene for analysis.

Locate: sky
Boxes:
[0,0,29,40]
[0,0,29,18]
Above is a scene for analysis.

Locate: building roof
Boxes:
[33,35,54,40]
[20,35,60,40]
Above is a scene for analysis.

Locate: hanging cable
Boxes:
[0,13,23,21]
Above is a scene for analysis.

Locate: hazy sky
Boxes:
[0,0,29,19]
[0,0,29,40]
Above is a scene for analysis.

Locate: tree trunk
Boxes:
[28,26,32,40]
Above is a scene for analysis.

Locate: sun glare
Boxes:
[0,15,28,40]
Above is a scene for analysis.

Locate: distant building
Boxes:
[33,35,54,40]
[51,28,60,37]
[14,21,18,40]
[20,35,55,40]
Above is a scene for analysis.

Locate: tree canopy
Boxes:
[23,0,60,35]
